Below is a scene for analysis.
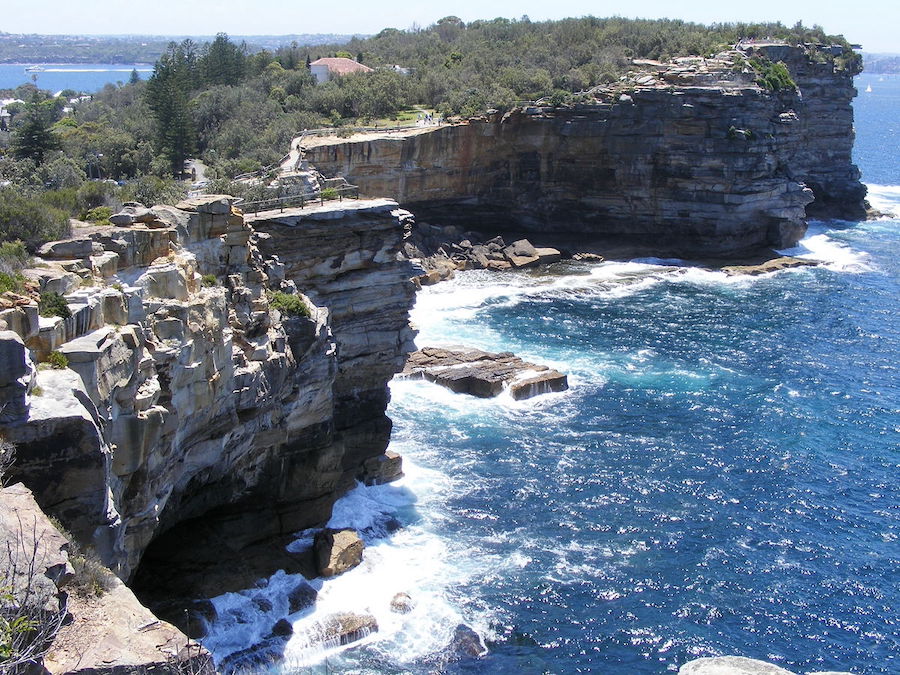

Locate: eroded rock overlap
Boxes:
[0,196,417,606]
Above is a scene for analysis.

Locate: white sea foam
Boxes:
[777,223,872,272]
[865,183,900,216]
[201,455,496,670]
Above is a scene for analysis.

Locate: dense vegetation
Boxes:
[321,17,858,114]
[0,17,860,250]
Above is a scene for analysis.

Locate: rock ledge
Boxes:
[402,347,568,400]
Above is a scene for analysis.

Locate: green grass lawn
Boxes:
[368,105,438,128]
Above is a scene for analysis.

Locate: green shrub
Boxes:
[120,175,186,207]
[0,240,30,272]
[269,291,311,317]
[76,180,118,212]
[84,206,113,224]
[0,272,27,294]
[38,291,71,319]
[0,188,71,249]
[320,187,339,201]
[751,58,797,92]
[201,273,217,287]
[46,351,68,369]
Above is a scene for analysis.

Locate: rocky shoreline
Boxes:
[0,40,871,675]
[0,195,417,671]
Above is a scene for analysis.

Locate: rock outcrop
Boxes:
[0,197,416,616]
[0,482,211,674]
[721,256,817,276]
[403,226,564,286]
[306,45,865,257]
[402,347,568,400]
[314,528,364,577]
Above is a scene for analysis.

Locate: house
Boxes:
[0,98,25,132]
[309,57,374,84]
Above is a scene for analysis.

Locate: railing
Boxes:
[238,185,360,215]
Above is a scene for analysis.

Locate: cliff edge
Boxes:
[305,44,865,256]
[0,197,416,639]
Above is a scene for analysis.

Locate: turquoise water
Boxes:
[0,63,152,93]
[202,74,899,673]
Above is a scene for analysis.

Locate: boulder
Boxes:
[109,203,155,226]
[447,623,486,659]
[37,238,100,260]
[314,528,364,577]
[535,247,563,264]
[360,450,404,485]
[176,194,237,215]
[503,239,540,268]
[402,346,568,400]
[217,634,289,674]
[572,252,605,262]
[316,612,378,646]
[390,592,414,614]
[509,370,570,401]
[271,618,293,637]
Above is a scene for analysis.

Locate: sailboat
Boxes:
[866,84,873,93]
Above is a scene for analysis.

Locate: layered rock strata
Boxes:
[0,196,416,598]
[402,346,569,400]
[306,45,865,257]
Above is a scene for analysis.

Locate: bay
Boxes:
[0,63,153,94]
[201,73,900,674]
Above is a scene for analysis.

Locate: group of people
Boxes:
[417,111,442,126]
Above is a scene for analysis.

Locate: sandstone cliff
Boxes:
[305,45,865,256]
[0,196,416,599]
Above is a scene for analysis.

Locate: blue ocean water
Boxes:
[202,74,899,673]
[0,63,152,93]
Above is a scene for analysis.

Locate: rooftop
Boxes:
[309,57,374,76]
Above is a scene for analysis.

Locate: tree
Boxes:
[129,68,140,85]
[10,101,59,165]
[146,42,196,176]
[202,33,247,86]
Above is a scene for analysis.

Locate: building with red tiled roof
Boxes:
[309,57,374,84]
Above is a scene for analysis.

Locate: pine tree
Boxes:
[145,42,196,176]
[203,33,247,86]
[11,100,58,165]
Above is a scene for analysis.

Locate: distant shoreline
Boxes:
[2,62,154,67]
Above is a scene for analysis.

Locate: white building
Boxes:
[309,57,374,84]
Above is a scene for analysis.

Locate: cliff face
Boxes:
[0,197,416,585]
[306,46,865,256]
[746,44,866,221]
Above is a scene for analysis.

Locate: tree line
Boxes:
[0,17,859,251]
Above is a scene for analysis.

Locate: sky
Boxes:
[4,0,898,53]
